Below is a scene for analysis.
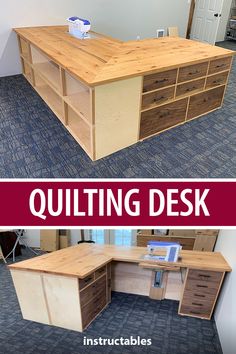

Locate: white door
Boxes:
[190,0,224,44]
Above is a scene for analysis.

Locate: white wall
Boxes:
[0,0,191,77]
[216,0,232,42]
[214,230,236,354]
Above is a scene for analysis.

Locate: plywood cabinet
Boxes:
[137,230,218,251]
[10,263,111,332]
[14,26,234,161]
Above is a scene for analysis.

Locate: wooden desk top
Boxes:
[8,244,231,278]
[14,26,235,86]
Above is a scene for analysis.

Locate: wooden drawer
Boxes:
[95,265,106,279]
[182,288,217,303]
[79,273,95,290]
[206,71,228,89]
[140,98,188,139]
[208,57,232,75]
[80,274,106,307]
[195,230,219,236]
[187,85,225,120]
[170,237,195,250]
[178,62,208,83]
[186,269,223,289]
[142,86,175,110]
[176,78,205,98]
[82,291,107,329]
[143,69,177,92]
[179,303,212,318]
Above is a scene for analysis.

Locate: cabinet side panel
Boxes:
[112,262,152,296]
[10,270,50,324]
[43,274,82,332]
[94,77,142,159]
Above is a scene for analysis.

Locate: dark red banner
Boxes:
[0,181,235,226]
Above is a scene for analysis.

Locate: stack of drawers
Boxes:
[179,269,224,319]
[140,57,232,140]
[79,264,111,329]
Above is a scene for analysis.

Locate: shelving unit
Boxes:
[226,0,236,40]
[19,42,94,159]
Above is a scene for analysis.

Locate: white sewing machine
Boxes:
[67,17,91,39]
[144,241,182,262]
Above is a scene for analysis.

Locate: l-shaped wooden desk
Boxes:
[9,244,231,332]
[14,26,235,160]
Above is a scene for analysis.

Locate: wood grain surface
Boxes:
[8,244,232,277]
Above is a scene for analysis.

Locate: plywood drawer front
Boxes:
[180,304,211,318]
[79,273,95,290]
[178,62,208,83]
[187,86,224,120]
[95,265,106,279]
[195,230,219,236]
[187,269,223,284]
[140,98,188,139]
[80,275,106,307]
[170,237,195,250]
[82,292,107,328]
[206,71,228,89]
[142,87,175,109]
[208,57,232,75]
[143,69,177,92]
[176,78,205,98]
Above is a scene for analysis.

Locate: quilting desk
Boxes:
[9,244,231,332]
[14,26,235,160]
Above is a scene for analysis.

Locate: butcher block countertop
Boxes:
[8,244,231,278]
[14,25,235,86]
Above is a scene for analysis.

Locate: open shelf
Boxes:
[64,72,92,123]
[67,104,92,156]
[31,46,61,92]
[19,37,31,62]
[21,58,33,83]
[34,72,63,121]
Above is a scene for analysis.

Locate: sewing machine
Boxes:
[67,17,91,39]
[144,241,182,262]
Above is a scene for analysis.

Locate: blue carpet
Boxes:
[0,41,235,178]
[0,249,222,354]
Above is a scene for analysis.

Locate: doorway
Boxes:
[190,0,224,44]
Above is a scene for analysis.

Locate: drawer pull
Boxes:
[198,274,211,278]
[190,310,200,314]
[189,70,200,75]
[156,78,168,84]
[192,302,203,306]
[160,111,170,118]
[186,87,196,92]
[197,285,208,288]
[154,96,165,102]
[194,294,205,298]
[216,64,225,68]
[84,277,93,283]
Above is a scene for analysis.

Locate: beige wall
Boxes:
[214,230,236,354]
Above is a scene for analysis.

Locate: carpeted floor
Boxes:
[0,41,235,178]
[0,249,222,354]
